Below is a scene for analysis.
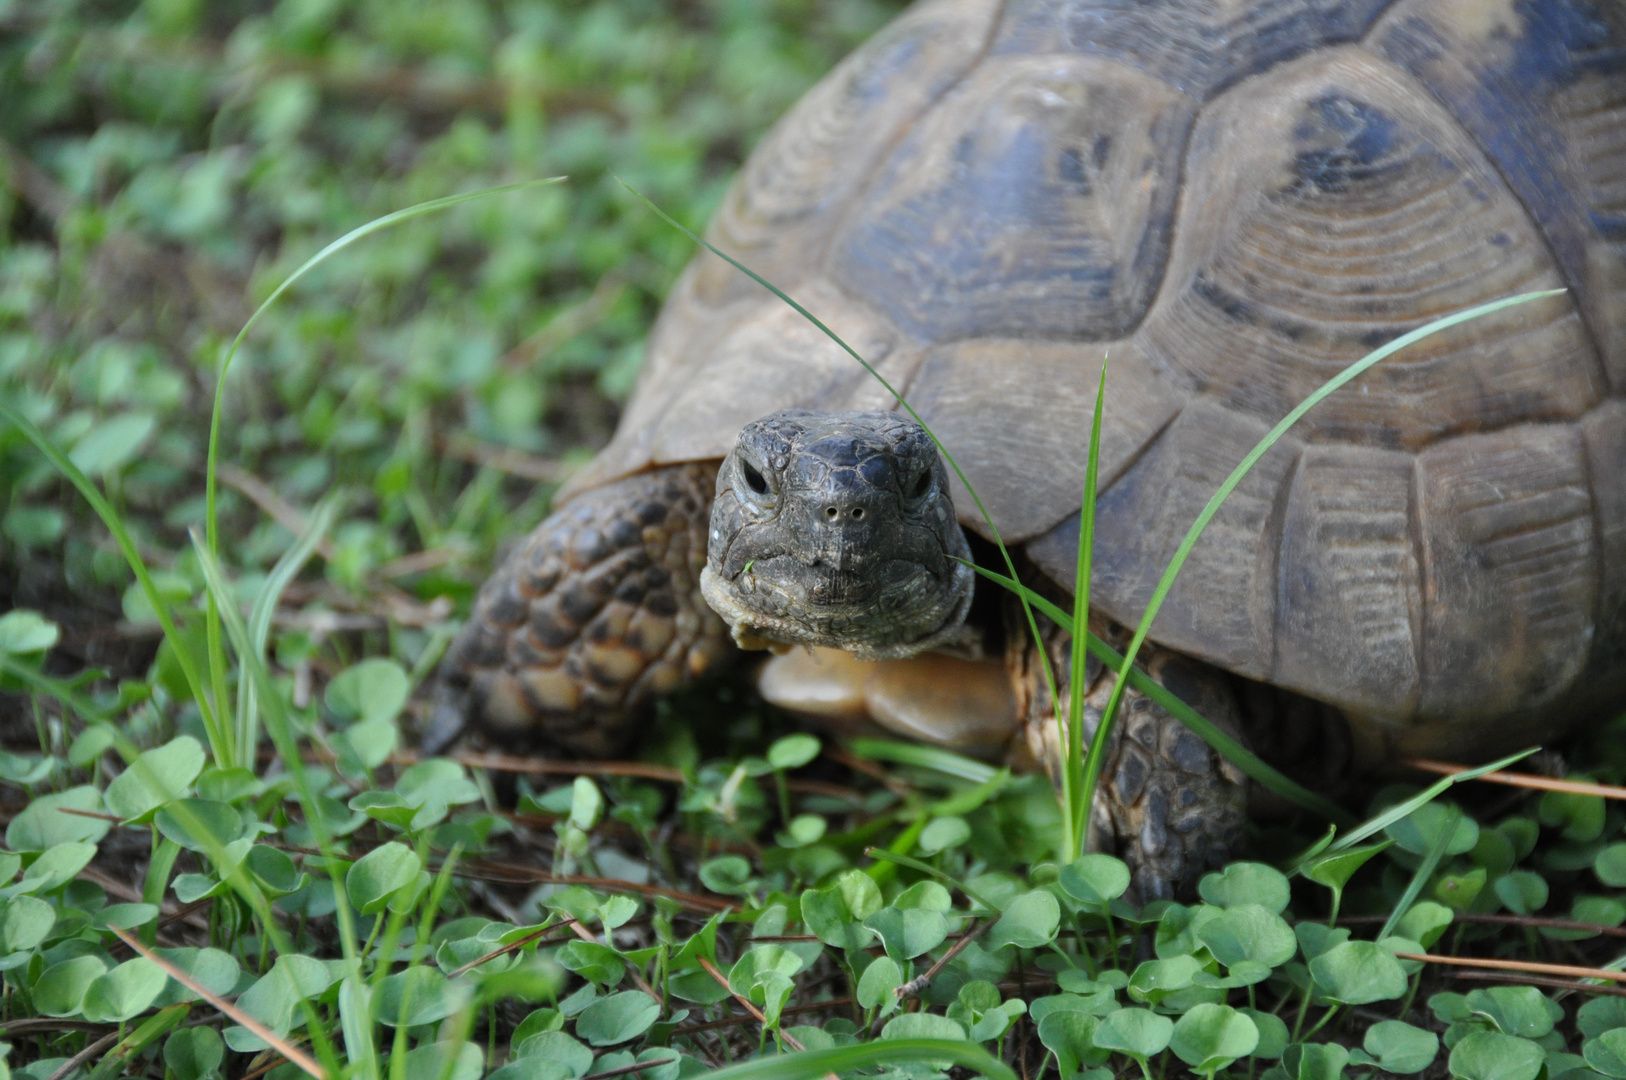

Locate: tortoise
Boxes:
[430,0,1626,898]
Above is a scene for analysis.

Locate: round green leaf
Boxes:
[165,1026,225,1080]
[576,990,660,1046]
[378,965,463,1027]
[1094,1008,1174,1060]
[920,817,971,854]
[882,1012,968,1042]
[23,841,98,891]
[1450,1031,1545,1080]
[558,941,625,987]
[1128,954,1202,1004]
[766,733,820,770]
[1538,790,1605,843]
[82,957,167,1022]
[515,1029,592,1074]
[1396,902,1454,949]
[155,799,246,853]
[1586,1030,1626,1079]
[1365,1020,1440,1074]
[34,955,108,1017]
[865,904,948,961]
[1467,987,1556,1039]
[1310,940,1408,1004]
[93,903,159,931]
[1059,854,1132,907]
[857,956,902,1015]
[1196,903,1297,968]
[777,814,827,848]
[325,658,410,726]
[105,736,206,822]
[1596,845,1626,889]
[339,718,398,771]
[0,896,55,952]
[0,610,59,656]
[346,842,422,915]
[1198,862,1290,914]
[153,948,241,1007]
[400,1041,484,1080]
[1494,871,1549,915]
[987,890,1060,950]
[698,855,752,896]
[1038,1010,1102,1077]
[1285,1041,1349,1080]
[1244,1009,1289,1060]
[7,786,110,850]
[1170,1004,1258,1074]
[1580,999,1626,1040]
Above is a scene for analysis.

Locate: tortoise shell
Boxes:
[563,0,1626,759]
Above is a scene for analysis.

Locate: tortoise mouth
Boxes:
[699,557,975,660]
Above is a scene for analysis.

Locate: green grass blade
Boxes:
[618,179,1070,784]
[1085,288,1564,821]
[1063,363,1107,860]
[691,1040,1016,1080]
[849,738,998,784]
[188,529,364,972]
[964,563,1353,826]
[199,177,564,768]
[235,493,341,766]
[1377,805,1460,942]
[0,399,227,762]
[1317,748,1537,857]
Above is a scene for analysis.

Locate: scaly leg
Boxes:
[427,463,733,757]
[1010,604,1249,902]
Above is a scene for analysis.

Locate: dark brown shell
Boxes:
[564,0,1626,755]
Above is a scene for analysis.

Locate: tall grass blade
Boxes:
[0,399,227,763]
[965,563,1352,825]
[188,530,364,970]
[1377,805,1460,941]
[235,493,341,768]
[1082,289,1564,828]
[849,738,998,784]
[198,178,565,768]
[1062,364,1108,860]
[1315,748,1537,858]
[690,1040,1016,1080]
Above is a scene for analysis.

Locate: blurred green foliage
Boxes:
[0,0,905,614]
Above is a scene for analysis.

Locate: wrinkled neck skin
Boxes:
[700,409,975,660]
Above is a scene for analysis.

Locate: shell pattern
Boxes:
[563,0,1626,757]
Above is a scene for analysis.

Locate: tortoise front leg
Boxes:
[1012,610,1249,902]
[427,463,734,757]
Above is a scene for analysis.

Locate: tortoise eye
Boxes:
[742,460,769,495]
[909,470,932,499]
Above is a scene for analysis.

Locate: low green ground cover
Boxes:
[4,3,1626,1080]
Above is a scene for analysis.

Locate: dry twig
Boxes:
[1405,759,1626,801]
[1394,951,1626,984]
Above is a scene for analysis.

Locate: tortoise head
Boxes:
[699,409,975,659]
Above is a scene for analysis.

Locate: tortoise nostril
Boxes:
[826,506,838,519]
[851,507,864,520]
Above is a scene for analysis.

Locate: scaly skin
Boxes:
[1009,590,1250,902]
[426,463,732,757]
